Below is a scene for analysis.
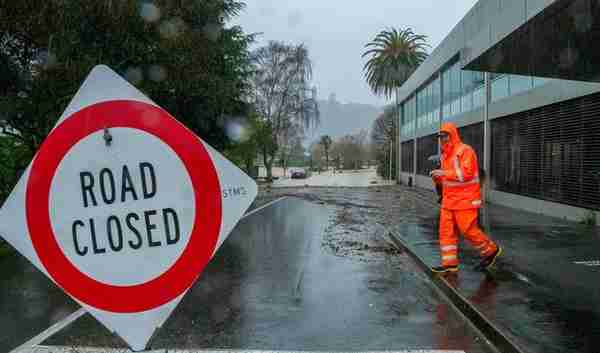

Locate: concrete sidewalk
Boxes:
[388,187,600,353]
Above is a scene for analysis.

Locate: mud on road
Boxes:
[254,185,439,263]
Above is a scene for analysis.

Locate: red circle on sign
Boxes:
[26,100,222,313]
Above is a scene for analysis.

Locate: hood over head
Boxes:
[440,122,462,148]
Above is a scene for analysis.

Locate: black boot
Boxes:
[476,246,502,271]
[432,265,459,273]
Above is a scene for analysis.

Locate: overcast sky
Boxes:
[231,1,478,107]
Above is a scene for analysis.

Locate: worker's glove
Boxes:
[429,169,445,178]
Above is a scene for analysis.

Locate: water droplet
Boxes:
[36,50,57,69]
[139,1,161,23]
[159,18,186,40]
[225,118,248,142]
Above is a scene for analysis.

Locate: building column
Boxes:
[413,136,418,185]
[396,88,401,182]
[483,72,491,203]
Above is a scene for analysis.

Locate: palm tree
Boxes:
[362,27,429,98]
[362,28,428,180]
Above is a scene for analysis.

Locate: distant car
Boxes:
[291,168,307,179]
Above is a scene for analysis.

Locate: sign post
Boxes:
[0,65,257,350]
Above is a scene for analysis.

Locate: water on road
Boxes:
[44,198,490,352]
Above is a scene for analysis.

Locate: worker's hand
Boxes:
[430,169,445,178]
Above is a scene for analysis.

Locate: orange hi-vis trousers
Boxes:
[439,208,498,267]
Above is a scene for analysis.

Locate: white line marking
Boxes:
[10,308,86,353]
[573,260,600,267]
[24,348,464,353]
[243,197,287,218]
[12,196,289,353]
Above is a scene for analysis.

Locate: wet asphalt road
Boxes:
[40,197,489,352]
[0,252,78,353]
[0,196,282,353]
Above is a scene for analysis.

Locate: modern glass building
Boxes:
[398,0,600,222]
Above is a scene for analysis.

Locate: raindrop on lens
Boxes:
[139,1,161,23]
[159,18,186,39]
[225,119,247,142]
[37,50,57,69]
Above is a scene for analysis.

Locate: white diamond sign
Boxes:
[0,65,257,350]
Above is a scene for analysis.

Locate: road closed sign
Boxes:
[0,65,257,350]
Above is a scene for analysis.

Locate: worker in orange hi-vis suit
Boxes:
[429,122,502,273]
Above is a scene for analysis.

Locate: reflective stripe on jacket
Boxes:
[439,123,482,210]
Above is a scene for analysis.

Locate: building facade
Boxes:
[398,0,600,222]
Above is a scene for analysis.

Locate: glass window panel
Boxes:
[473,86,485,108]
[461,93,472,113]
[489,72,502,81]
[419,87,424,117]
[448,66,454,101]
[400,104,404,126]
[454,64,462,100]
[433,77,440,112]
[491,74,509,102]
[533,76,551,87]
[426,84,432,114]
[461,70,472,96]
[510,75,533,96]
[442,69,451,109]
[415,92,420,118]
[443,103,451,118]
[452,98,461,115]
[425,86,428,115]
[472,71,484,90]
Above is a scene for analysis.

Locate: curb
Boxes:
[384,231,525,353]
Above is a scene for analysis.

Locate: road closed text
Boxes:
[71,162,182,256]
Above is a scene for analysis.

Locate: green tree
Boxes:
[362,27,428,98]
[362,28,428,180]
[331,130,368,170]
[225,112,276,178]
[0,0,253,202]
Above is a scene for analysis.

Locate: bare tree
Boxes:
[319,135,332,171]
[331,130,369,170]
[278,121,304,177]
[250,41,319,181]
[310,141,325,173]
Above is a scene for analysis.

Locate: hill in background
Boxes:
[305,95,382,143]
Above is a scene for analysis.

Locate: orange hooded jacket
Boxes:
[435,123,482,210]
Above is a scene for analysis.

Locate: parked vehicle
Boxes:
[291,168,307,179]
